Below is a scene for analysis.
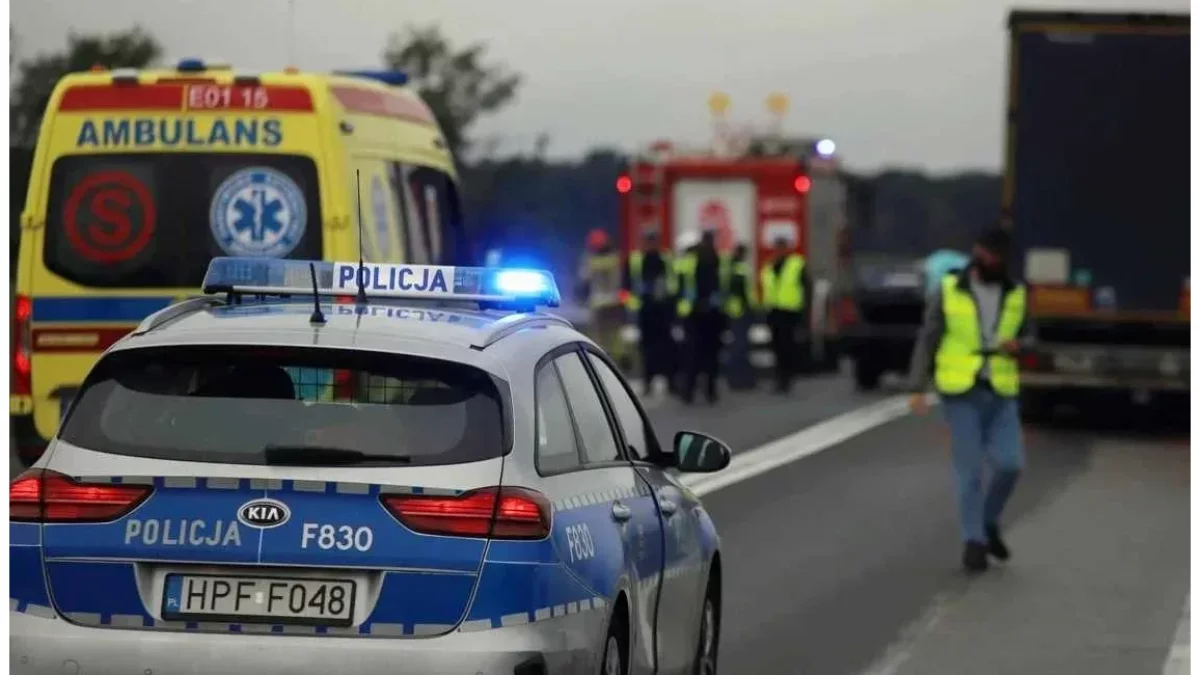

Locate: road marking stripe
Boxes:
[857,590,961,675]
[679,394,918,497]
[1162,594,1190,675]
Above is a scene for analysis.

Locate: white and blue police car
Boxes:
[11,257,731,675]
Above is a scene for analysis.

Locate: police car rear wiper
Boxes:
[263,444,411,466]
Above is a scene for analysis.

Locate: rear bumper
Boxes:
[11,608,601,675]
[1021,372,1190,392]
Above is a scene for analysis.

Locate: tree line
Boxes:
[9,25,1000,275]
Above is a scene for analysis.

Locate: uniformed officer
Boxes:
[908,227,1032,573]
[577,229,624,360]
[760,235,811,394]
[724,242,757,390]
[676,228,726,405]
[623,230,676,396]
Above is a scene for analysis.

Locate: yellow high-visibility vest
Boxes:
[760,254,806,311]
[586,253,621,309]
[933,275,1027,397]
[624,250,676,311]
[724,261,756,318]
[676,253,731,317]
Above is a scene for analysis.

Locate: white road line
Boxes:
[858,590,960,675]
[1162,594,1190,675]
[679,394,919,497]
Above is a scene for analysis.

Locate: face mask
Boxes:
[975,259,1005,283]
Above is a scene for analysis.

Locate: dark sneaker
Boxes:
[985,524,1011,561]
[963,541,989,573]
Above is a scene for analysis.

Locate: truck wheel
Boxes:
[853,359,883,391]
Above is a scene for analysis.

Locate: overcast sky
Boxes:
[11,0,1190,172]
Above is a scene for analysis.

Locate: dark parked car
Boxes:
[844,255,929,390]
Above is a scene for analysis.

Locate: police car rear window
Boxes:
[59,345,507,466]
[43,153,322,288]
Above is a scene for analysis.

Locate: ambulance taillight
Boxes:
[12,295,32,396]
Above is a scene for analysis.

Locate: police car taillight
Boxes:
[381,486,551,540]
[10,469,152,523]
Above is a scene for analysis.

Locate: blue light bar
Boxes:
[335,69,409,86]
[201,258,561,308]
[177,58,206,72]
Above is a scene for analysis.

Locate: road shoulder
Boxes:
[866,436,1190,675]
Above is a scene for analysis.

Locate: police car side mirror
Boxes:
[673,431,732,473]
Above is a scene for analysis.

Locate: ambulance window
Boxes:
[351,159,403,263]
[43,153,323,288]
[386,163,464,266]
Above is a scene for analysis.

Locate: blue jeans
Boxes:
[942,383,1024,543]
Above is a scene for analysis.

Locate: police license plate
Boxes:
[162,574,356,626]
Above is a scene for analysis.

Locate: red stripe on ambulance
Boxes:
[59,84,314,112]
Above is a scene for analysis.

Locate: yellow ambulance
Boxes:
[12,58,467,464]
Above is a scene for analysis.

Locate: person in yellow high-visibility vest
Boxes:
[577,229,625,360]
[760,235,811,394]
[622,230,676,396]
[908,227,1033,573]
[724,242,757,390]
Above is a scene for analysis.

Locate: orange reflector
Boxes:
[1029,285,1091,315]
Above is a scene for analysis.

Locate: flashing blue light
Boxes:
[201,257,561,308]
[335,69,409,86]
[177,58,206,72]
[493,269,550,296]
[815,139,836,157]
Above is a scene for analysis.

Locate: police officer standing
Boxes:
[760,235,811,394]
[577,229,624,360]
[624,230,676,397]
[724,242,757,390]
[676,228,726,404]
[908,227,1031,573]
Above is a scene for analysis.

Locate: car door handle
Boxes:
[657,499,678,517]
[611,502,633,522]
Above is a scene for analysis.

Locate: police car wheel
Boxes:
[693,582,720,674]
[601,610,628,675]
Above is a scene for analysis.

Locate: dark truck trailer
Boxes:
[1002,10,1190,418]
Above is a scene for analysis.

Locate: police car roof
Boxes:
[120,297,573,362]
[111,258,575,370]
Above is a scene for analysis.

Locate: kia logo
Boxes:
[237,498,291,529]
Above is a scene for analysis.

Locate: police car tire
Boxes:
[600,603,629,675]
[692,576,721,675]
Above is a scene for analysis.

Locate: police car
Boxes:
[11,257,731,675]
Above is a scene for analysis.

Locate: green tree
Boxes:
[10,26,162,146]
[382,25,522,157]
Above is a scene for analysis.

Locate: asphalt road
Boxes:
[11,373,1187,674]
[695,403,1190,675]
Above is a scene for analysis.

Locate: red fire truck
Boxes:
[616,137,855,371]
